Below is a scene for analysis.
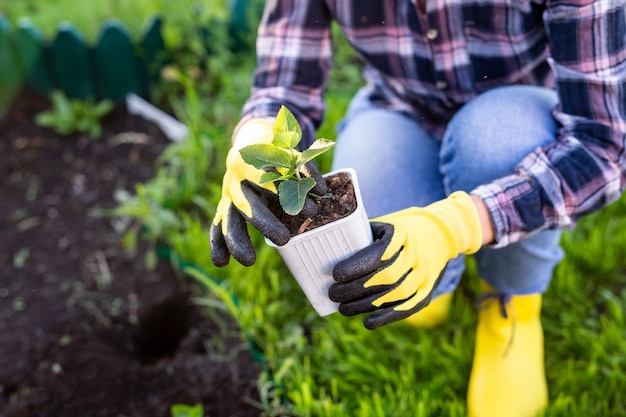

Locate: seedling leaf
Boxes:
[34,90,112,139]
[273,131,301,149]
[239,105,335,216]
[94,100,114,117]
[259,171,285,184]
[239,144,293,170]
[274,105,302,138]
[279,177,316,215]
[301,138,335,164]
[170,403,204,417]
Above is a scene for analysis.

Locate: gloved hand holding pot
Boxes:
[210,106,484,325]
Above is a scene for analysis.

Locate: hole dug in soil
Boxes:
[132,292,199,364]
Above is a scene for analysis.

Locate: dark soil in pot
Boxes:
[0,89,261,417]
[271,171,359,237]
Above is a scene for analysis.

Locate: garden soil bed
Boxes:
[0,89,261,417]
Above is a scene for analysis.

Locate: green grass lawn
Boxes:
[187,183,626,417]
[177,203,625,417]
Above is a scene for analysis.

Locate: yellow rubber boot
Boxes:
[404,292,453,328]
[467,286,547,417]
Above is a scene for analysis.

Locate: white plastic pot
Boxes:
[267,168,373,316]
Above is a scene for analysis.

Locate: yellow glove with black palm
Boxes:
[329,191,483,330]
[210,118,326,267]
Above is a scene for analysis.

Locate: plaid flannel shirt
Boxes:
[240,0,626,247]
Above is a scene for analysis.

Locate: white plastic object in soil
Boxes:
[126,93,188,142]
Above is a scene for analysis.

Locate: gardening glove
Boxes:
[210,118,327,267]
[329,191,483,330]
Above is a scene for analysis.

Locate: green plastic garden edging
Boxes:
[0,0,258,102]
[0,14,166,102]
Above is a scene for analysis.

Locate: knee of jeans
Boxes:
[441,86,559,191]
[445,86,558,143]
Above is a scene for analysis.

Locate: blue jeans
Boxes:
[332,85,564,297]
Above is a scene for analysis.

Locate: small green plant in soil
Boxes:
[170,403,204,417]
[35,90,113,139]
[239,105,335,216]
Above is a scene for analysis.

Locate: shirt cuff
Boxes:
[470,183,512,248]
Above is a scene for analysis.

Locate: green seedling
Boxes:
[239,105,335,216]
[35,90,113,139]
[170,403,204,417]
